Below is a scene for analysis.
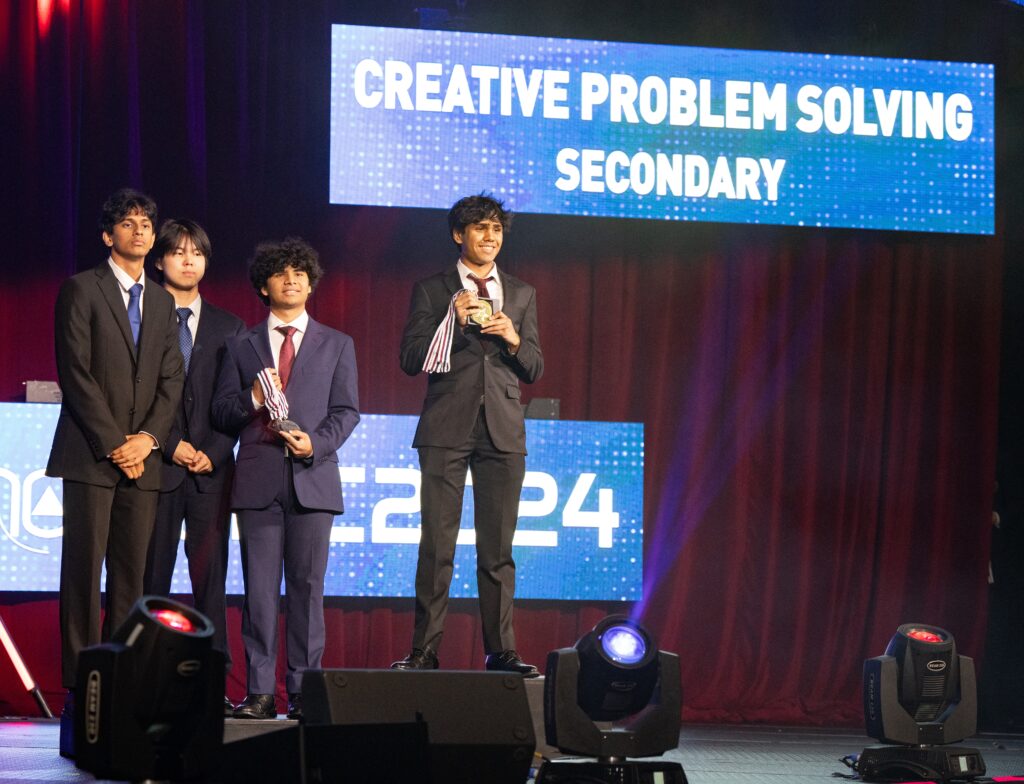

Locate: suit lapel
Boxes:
[246,321,275,369]
[496,270,524,321]
[191,304,216,379]
[444,268,463,298]
[137,278,167,366]
[288,317,325,388]
[95,264,138,363]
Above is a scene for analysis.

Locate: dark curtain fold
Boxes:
[0,0,1004,724]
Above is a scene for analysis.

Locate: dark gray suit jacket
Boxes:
[160,300,246,493]
[46,262,184,491]
[399,267,543,453]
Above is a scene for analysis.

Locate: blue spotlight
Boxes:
[600,622,648,665]
[538,615,686,783]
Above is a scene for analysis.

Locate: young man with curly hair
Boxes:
[212,238,359,719]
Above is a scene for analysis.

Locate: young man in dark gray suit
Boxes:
[392,194,543,676]
[47,188,184,752]
[142,219,245,716]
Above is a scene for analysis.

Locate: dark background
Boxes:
[0,0,1021,726]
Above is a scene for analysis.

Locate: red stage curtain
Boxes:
[0,1,1001,726]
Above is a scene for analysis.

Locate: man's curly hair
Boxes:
[248,237,323,305]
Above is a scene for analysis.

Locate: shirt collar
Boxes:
[176,293,202,321]
[457,258,499,284]
[268,309,309,334]
[107,257,146,293]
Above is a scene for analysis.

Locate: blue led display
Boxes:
[330,25,994,234]
[0,404,643,601]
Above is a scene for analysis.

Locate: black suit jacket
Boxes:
[161,300,246,493]
[46,262,184,491]
[399,267,543,453]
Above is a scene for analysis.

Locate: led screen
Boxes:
[0,404,642,601]
[330,24,994,234]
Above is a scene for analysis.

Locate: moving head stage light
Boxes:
[74,596,225,782]
[538,615,686,784]
[856,623,985,782]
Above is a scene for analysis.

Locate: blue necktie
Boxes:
[177,307,193,374]
[127,283,143,346]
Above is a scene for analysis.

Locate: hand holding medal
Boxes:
[454,289,493,327]
[256,368,301,434]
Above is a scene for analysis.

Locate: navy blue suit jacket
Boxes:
[161,300,245,493]
[211,316,359,514]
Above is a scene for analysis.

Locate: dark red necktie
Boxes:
[467,274,493,299]
[276,325,297,389]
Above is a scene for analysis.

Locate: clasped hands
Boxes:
[110,433,156,479]
[171,441,213,474]
[454,291,520,352]
[252,368,313,458]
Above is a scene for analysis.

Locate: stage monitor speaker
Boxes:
[524,397,560,419]
[219,723,429,784]
[303,669,536,784]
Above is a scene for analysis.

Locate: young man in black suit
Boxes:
[392,194,543,676]
[46,188,184,752]
[142,219,245,716]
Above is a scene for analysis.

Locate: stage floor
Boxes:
[0,719,1022,783]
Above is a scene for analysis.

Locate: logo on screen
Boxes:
[0,468,63,554]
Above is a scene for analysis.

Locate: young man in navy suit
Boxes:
[392,194,543,676]
[142,219,245,716]
[47,188,183,753]
[213,238,359,719]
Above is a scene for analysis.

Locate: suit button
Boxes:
[136,377,142,383]
[129,408,135,415]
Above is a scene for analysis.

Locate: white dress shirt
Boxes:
[107,257,146,315]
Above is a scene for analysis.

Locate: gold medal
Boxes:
[469,297,493,326]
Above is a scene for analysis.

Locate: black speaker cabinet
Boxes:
[303,669,536,784]
[219,723,429,784]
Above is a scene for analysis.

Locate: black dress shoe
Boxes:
[233,693,277,719]
[224,696,235,717]
[390,647,439,670]
[287,692,302,720]
[485,650,540,678]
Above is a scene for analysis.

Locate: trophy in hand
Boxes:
[257,368,301,433]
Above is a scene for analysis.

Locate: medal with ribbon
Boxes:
[257,368,300,432]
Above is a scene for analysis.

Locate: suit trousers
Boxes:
[413,408,526,654]
[59,479,158,687]
[237,458,333,695]
[144,477,233,665]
